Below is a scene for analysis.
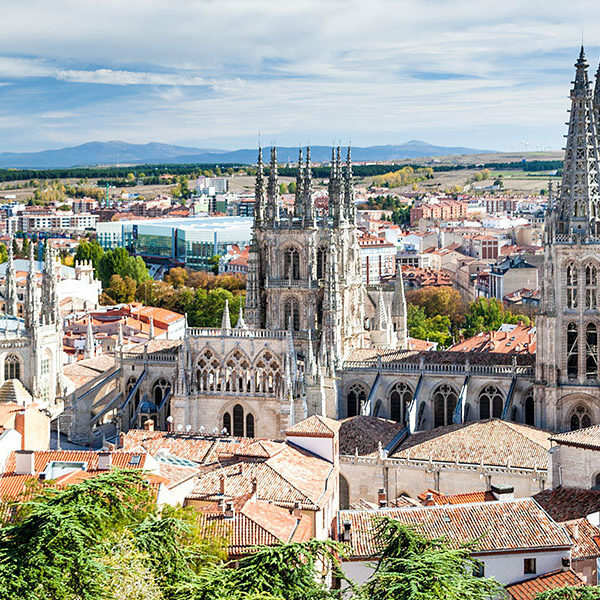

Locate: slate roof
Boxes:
[391,419,551,470]
[550,425,600,450]
[339,415,404,457]
[337,498,572,558]
[505,569,585,600]
[533,488,600,522]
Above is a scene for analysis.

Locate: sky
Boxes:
[0,0,600,153]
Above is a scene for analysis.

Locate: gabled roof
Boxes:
[197,494,312,556]
[338,498,572,558]
[391,419,550,471]
[285,415,341,438]
[533,487,600,522]
[187,444,335,511]
[550,425,600,450]
[506,569,585,600]
[418,489,496,506]
[563,518,600,560]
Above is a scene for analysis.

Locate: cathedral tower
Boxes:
[536,48,600,431]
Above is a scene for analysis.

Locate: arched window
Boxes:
[339,475,350,510]
[347,383,367,417]
[433,384,458,428]
[283,247,300,280]
[197,347,221,392]
[223,412,231,435]
[4,354,21,381]
[478,385,503,420]
[524,394,535,426]
[233,404,244,437]
[570,405,592,431]
[152,378,170,406]
[586,264,598,309]
[567,264,579,309]
[246,413,255,438]
[224,349,251,393]
[593,473,600,490]
[567,322,579,379]
[284,298,300,331]
[587,323,598,380]
[389,382,413,424]
[316,248,327,280]
[254,351,281,395]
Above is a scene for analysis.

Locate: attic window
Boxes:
[129,455,142,466]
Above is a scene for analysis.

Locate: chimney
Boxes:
[15,450,34,475]
[143,419,154,432]
[224,501,235,519]
[219,474,226,496]
[292,501,302,519]
[571,522,579,541]
[378,488,388,508]
[342,520,352,543]
[490,484,514,502]
[97,451,112,471]
[251,477,258,498]
[14,410,26,449]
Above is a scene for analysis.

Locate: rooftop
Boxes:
[338,498,572,558]
[505,569,585,600]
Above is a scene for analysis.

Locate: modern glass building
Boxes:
[96,216,253,270]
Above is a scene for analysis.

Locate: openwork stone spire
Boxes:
[266,147,279,224]
[254,147,265,226]
[555,47,600,237]
[294,148,304,219]
[5,242,17,316]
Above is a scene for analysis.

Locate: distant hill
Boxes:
[0,140,494,169]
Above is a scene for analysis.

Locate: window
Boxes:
[567,323,579,379]
[593,473,600,489]
[433,384,458,428]
[283,247,300,280]
[4,354,21,381]
[389,382,413,424]
[316,248,327,280]
[41,358,50,376]
[587,323,598,380]
[524,394,535,426]
[523,558,536,575]
[570,405,592,431]
[473,562,485,578]
[223,412,231,434]
[233,404,244,437]
[347,383,367,417]
[567,264,578,309]
[230,404,255,437]
[478,385,504,420]
[586,264,598,309]
[284,298,300,331]
[152,378,170,407]
[246,413,255,438]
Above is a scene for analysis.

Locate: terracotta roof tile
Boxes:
[285,415,341,437]
[418,489,496,506]
[392,419,550,471]
[506,569,585,600]
[338,499,572,558]
[339,416,404,457]
[550,425,600,450]
[563,518,600,560]
[533,488,600,522]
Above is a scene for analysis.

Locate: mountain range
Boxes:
[0,140,494,169]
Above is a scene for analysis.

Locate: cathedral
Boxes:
[71,48,600,442]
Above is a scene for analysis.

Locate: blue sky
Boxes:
[0,0,599,153]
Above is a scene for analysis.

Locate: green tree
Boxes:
[407,304,452,348]
[288,181,297,194]
[101,274,137,304]
[0,243,7,264]
[463,297,530,338]
[358,518,500,600]
[279,183,288,195]
[74,239,105,270]
[208,255,220,275]
[97,248,150,288]
[406,286,467,328]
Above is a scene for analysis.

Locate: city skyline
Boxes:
[0,1,599,153]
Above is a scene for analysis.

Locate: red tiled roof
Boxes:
[197,494,312,556]
[506,569,585,600]
[285,415,341,438]
[550,425,600,450]
[563,518,600,560]
[338,499,572,558]
[418,489,496,506]
[339,415,404,457]
[448,323,536,354]
[533,488,600,522]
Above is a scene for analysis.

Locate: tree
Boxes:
[358,518,500,600]
[536,588,600,599]
[101,274,137,304]
[74,239,105,270]
[463,297,531,339]
[97,248,150,288]
[279,183,288,195]
[208,255,220,275]
[406,287,467,328]
[0,243,7,264]
[288,181,297,194]
[165,267,189,289]
[407,304,452,348]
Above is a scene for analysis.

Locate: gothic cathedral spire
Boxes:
[5,241,17,317]
[254,146,265,226]
[554,46,600,238]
